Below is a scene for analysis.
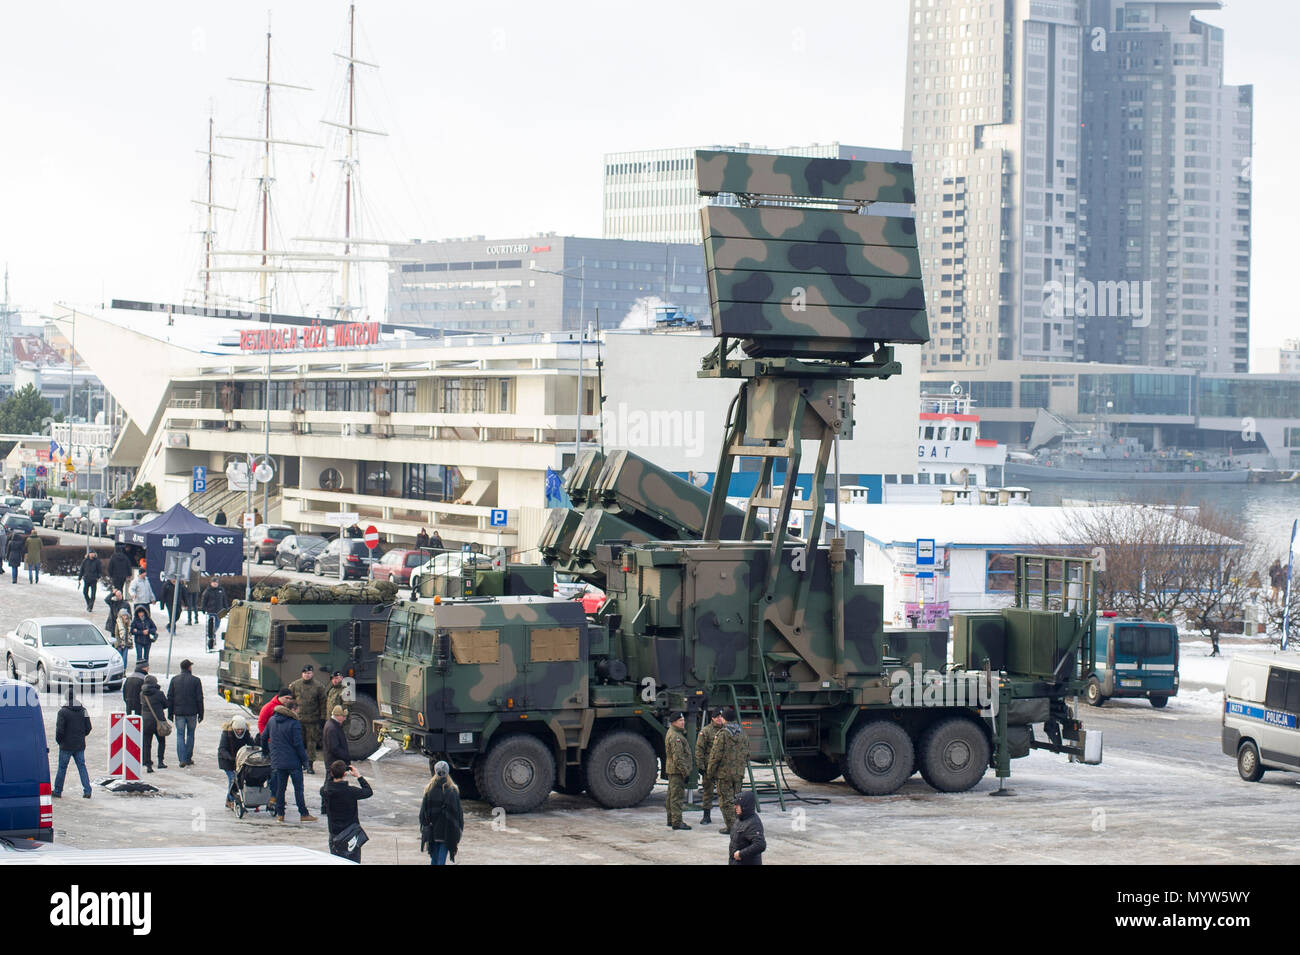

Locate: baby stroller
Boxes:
[231,745,273,818]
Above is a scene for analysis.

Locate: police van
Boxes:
[0,679,53,843]
[1223,653,1300,782]
[1084,615,1179,708]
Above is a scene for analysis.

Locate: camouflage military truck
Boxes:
[218,580,397,759]
[372,151,1100,813]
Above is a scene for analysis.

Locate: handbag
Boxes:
[330,822,369,854]
[143,694,173,738]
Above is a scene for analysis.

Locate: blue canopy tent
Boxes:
[115,503,244,596]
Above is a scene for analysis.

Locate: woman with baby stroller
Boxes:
[219,715,269,816]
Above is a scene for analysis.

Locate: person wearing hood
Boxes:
[130,606,158,665]
[706,707,749,835]
[266,698,317,823]
[727,791,766,865]
[107,547,133,593]
[218,715,258,808]
[419,760,464,865]
[320,761,372,862]
[53,688,93,799]
[112,608,132,669]
[77,549,102,611]
[104,587,125,632]
[139,674,169,772]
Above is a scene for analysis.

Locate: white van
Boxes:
[1223,653,1300,782]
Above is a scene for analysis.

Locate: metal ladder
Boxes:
[723,672,790,811]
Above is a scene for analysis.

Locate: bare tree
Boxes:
[1179,504,1261,657]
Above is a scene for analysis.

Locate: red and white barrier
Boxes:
[108,712,143,781]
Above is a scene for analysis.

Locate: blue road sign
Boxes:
[193,465,207,494]
[490,508,507,528]
[916,539,936,566]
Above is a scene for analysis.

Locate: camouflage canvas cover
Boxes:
[696,150,929,359]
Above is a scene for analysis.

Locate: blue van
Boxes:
[1085,617,1180,708]
[0,679,53,843]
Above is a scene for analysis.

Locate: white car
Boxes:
[3,617,126,693]
[408,552,492,591]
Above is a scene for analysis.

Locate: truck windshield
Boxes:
[246,611,270,652]
[410,617,437,663]
[384,610,409,656]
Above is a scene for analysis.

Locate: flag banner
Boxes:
[1284,519,1297,651]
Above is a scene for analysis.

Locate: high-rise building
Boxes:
[602,143,908,244]
[903,0,1250,375]
[388,235,709,333]
[1077,1,1252,372]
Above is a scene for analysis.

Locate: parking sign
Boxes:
[490,509,507,527]
[193,465,207,494]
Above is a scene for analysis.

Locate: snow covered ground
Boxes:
[6,573,1300,865]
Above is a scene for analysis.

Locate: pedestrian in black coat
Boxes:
[728,790,766,865]
[320,762,372,862]
[53,689,93,799]
[5,534,25,584]
[107,548,133,592]
[419,761,464,865]
[213,508,227,526]
[104,588,125,631]
[77,551,102,611]
[322,706,350,769]
[139,675,169,771]
[122,662,149,714]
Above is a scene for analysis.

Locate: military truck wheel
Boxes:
[1237,740,1264,782]
[1085,678,1106,706]
[474,734,555,813]
[918,717,990,793]
[1149,694,1169,708]
[787,753,842,784]
[842,721,913,796]
[343,693,381,760]
[583,731,657,808]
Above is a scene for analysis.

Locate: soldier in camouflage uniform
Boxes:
[663,711,692,831]
[706,706,748,834]
[289,664,329,774]
[695,708,726,825]
[325,671,348,721]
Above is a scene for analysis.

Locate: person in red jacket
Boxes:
[258,690,294,735]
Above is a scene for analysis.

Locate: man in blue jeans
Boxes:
[166,658,204,768]
[266,698,317,824]
[53,689,93,799]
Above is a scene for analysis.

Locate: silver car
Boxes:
[62,505,88,532]
[3,617,126,692]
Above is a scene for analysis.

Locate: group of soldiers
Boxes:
[286,665,350,771]
[663,707,748,833]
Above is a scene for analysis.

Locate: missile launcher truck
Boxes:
[372,151,1102,812]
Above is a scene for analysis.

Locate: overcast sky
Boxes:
[1,1,1293,355]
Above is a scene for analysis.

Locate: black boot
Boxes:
[701,810,712,825]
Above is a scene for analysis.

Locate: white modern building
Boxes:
[52,304,923,556]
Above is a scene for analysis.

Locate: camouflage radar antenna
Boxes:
[696,149,930,600]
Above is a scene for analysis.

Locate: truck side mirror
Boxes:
[270,624,286,663]
[351,620,364,664]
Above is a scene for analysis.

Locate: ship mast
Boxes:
[191,110,236,308]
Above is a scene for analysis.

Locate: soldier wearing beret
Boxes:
[663,711,692,831]
[695,708,726,825]
[289,664,329,774]
[706,706,748,834]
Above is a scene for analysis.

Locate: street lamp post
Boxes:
[530,258,588,464]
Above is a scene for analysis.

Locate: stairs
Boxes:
[182,477,280,525]
[722,672,790,810]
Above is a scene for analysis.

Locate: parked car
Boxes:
[553,571,587,600]
[245,524,293,563]
[1,514,35,537]
[61,506,87,533]
[576,585,607,616]
[19,499,52,522]
[104,509,149,537]
[1,495,23,510]
[1225,653,1300,782]
[1085,615,1179,708]
[314,539,381,580]
[0,679,52,843]
[408,551,492,592]
[3,618,126,694]
[275,534,328,571]
[42,502,73,529]
[369,548,428,585]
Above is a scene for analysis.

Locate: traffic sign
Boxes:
[243,513,255,532]
[916,539,936,566]
[364,525,379,550]
[326,512,360,526]
[108,712,143,781]
[490,508,507,527]
[192,465,207,494]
